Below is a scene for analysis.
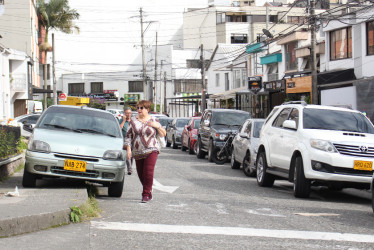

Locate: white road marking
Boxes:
[295,213,340,217]
[91,221,374,243]
[152,179,179,193]
[246,208,286,217]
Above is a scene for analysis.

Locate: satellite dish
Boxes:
[262,29,274,38]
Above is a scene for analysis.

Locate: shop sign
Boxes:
[264,80,285,91]
[248,76,262,94]
[124,94,140,103]
[103,90,117,94]
[287,82,295,88]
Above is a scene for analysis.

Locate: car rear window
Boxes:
[303,109,374,134]
[193,119,201,128]
[176,119,189,128]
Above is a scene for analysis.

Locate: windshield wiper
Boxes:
[75,128,116,137]
[43,123,78,131]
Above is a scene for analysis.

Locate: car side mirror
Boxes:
[23,124,34,132]
[204,120,210,126]
[239,132,249,139]
[283,120,297,130]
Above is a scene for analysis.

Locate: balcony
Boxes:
[246,42,264,54]
[277,31,308,45]
[10,74,27,92]
[260,53,282,65]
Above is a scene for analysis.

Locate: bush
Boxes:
[0,127,25,159]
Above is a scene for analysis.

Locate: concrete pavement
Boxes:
[0,170,88,238]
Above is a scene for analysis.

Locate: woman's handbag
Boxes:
[157,134,166,148]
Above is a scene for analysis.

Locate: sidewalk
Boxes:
[0,170,88,238]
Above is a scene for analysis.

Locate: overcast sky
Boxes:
[53,0,208,75]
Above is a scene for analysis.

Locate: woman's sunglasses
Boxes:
[136,106,145,110]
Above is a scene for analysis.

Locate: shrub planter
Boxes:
[0,153,25,180]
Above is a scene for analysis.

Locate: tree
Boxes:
[37,0,80,105]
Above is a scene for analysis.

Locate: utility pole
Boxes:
[140,8,147,100]
[200,44,206,113]
[164,71,167,114]
[310,0,318,104]
[153,32,158,111]
[52,33,57,105]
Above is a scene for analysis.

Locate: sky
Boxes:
[53,0,209,75]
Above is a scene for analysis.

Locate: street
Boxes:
[1,147,374,249]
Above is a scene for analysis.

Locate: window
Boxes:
[186,59,201,68]
[330,27,352,60]
[288,108,299,128]
[285,42,297,71]
[234,70,241,88]
[215,73,220,87]
[367,20,374,55]
[242,69,247,87]
[91,82,103,94]
[287,16,305,24]
[244,121,252,135]
[252,15,266,23]
[273,108,291,127]
[0,0,4,5]
[68,83,84,96]
[231,34,248,44]
[227,15,247,23]
[253,121,264,138]
[216,13,226,24]
[128,81,143,92]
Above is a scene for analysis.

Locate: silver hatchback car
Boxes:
[22,105,126,197]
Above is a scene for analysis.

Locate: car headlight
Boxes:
[213,133,227,140]
[103,150,124,160]
[28,140,51,153]
[310,139,337,153]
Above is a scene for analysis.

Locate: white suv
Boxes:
[256,101,374,198]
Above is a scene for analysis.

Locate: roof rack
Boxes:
[282,101,307,106]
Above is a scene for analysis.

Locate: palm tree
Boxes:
[37,0,80,105]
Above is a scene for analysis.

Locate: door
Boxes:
[14,100,27,118]
[200,111,212,150]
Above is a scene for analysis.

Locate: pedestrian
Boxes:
[119,107,133,175]
[124,100,166,203]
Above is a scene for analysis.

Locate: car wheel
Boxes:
[172,136,178,149]
[188,139,194,155]
[256,151,274,187]
[212,146,228,165]
[22,168,37,188]
[166,136,171,147]
[243,152,256,177]
[293,156,311,198]
[207,139,214,162]
[196,137,206,159]
[108,176,124,198]
[230,149,240,169]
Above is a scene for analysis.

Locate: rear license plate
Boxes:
[64,159,87,172]
[353,160,373,171]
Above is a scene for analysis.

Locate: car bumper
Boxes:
[303,150,372,184]
[25,150,126,183]
[213,140,225,148]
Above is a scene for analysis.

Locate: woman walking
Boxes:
[124,100,166,203]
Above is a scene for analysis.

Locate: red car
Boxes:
[181,117,201,154]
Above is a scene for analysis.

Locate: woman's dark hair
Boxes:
[137,100,152,110]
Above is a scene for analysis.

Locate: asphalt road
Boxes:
[1,147,374,249]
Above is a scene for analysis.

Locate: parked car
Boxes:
[107,109,124,120]
[256,101,374,198]
[166,117,189,149]
[231,118,265,177]
[14,113,42,138]
[196,109,251,162]
[158,116,173,129]
[22,105,126,197]
[181,117,201,154]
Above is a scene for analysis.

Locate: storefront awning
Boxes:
[209,86,247,100]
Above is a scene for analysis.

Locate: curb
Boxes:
[0,209,71,238]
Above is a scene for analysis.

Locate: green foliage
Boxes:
[87,99,106,110]
[0,129,17,158]
[70,205,82,223]
[17,137,28,152]
[304,95,311,104]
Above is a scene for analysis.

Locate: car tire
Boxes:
[188,139,194,155]
[22,168,37,188]
[243,152,256,177]
[207,139,214,162]
[108,176,124,198]
[213,146,228,165]
[293,156,311,198]
[230,149,240,169]
[256,151,274,187]
[196,137,206,159]
[172,136,178,149]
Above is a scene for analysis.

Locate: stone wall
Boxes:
[0,154,25,179]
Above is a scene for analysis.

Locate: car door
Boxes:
[236,121,250,162]
[277,108,299,170]
[268,108,292,168]
[200,111,212,151]
[167,119,176,142]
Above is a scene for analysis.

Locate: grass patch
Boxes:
[70,197,101,223]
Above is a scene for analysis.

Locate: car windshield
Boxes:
[159,118,173,127]
[303,109,374,134]
[212,112,251,126]
[253,121,264,138]
[176,119,189,128]
[38,108,121,137]
[193,119,201,128]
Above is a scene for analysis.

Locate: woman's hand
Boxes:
[149,121,162,129]
[126,149,132,160]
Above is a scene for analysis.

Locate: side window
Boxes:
[188,120,192,127]
[272,108,291,128]
[245,121,252,135]
[265,107,279,125]
[239,121,248,133]
[288,108,299,128]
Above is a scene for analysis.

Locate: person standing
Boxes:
[124,100,166,203]
[119,107,133,175]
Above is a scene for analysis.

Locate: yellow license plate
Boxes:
[64,159,87,172]
[353,160,373,171]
